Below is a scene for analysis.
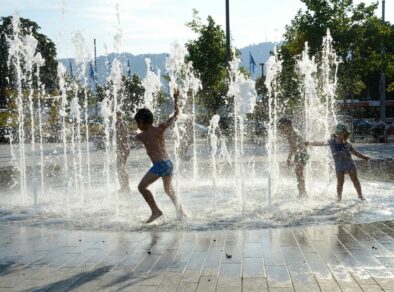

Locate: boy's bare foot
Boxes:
[146,210,163,223]
[176,205,189,220]
[337,197,342,202]
[358,196,365,201]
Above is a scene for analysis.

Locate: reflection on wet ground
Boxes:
[0,221,394,291]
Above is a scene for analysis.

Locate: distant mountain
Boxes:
[57,42,276,87]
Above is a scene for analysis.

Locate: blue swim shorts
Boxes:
[149,160,174,177]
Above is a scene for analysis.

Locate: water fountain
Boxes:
[183,62,202,180]
[7,14,47,204]
[264,46,283,204]
[297,30,338,194]
[1,11,393,233]
[72,31,92,198]
[208,114,220,210]
[8,14,27,200]
[141,58,161,111]
[227,52,257,214]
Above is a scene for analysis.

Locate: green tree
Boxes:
[281,0,394,108]
[0,16,58,108]
[96,74,145,122]
[185,10,229,122]
[121,74,145,119]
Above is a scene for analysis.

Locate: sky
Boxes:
[1,0,393,59]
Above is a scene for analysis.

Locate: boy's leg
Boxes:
[162,176,186,218]
[295,164,306,197]
[336,171,345,201]
[348,168,364,200]
[138,172,162,222]
[161,176,177,206]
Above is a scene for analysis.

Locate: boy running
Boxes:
[278,117,309,198]
[133,90,186,223]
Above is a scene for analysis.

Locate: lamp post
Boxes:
[347,50,355,142]
[379,0,386,121]
[259,63,265,78]
[225,0,231,62]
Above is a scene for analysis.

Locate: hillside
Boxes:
[58,42,276,86]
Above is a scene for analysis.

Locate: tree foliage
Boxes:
[0,16,58,108]
[96,74,145,122]
[281,0,394,112]
[185,10,229,122]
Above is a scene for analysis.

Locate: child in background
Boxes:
[278,117,309,198]
[116,111,131,194]
[306,123,370,202]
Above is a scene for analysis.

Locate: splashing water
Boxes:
[142,58,162,111]
[2,13,393,233]
[265,47,283,203]
[208,114,220,211]
[297,30,339,195]
[72,31,92,199]
[227,51,257,214]
[7,14,27,200]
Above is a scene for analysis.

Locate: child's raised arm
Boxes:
[159,89,180,130]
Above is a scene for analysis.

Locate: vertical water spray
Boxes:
[72,31,92,199]
[166,41,187,207]
[7,14,27,199]
[208,115,220,211]
[297,42,319,194]
[101,93,112,202]
[23,32,38,154]
[22,31,41,207]
[142,58,161,111]
[318,29,339,185]
[69,86,82,198]
[321,30,339,136]
[34,53,46,196]
[57,63,69,214]
[227,52,257,214]
[297,30,339,192]
[184,62,202,179]
[108,58,123,212]
[264,47,283,204]
[108,3,124,215]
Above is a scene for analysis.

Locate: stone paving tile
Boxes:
[1,223,394,291]
[242,277,268,291]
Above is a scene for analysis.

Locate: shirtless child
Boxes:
[278,117,309,198]
[133,89,186,223]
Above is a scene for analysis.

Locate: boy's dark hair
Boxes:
[278,117,292,126]
[134,108,154,124]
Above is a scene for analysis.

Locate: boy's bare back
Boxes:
[135,89,179,163]
[136,125,169,163]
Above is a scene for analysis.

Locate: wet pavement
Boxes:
[1,221,394,291]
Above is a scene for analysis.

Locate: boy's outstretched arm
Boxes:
[351,148,370,161]
[305,141,327,146]
[129,130,142,142]
[159,89,180,130]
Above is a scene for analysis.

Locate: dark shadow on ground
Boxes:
[27,265,113,292]
[0,260,15,275]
